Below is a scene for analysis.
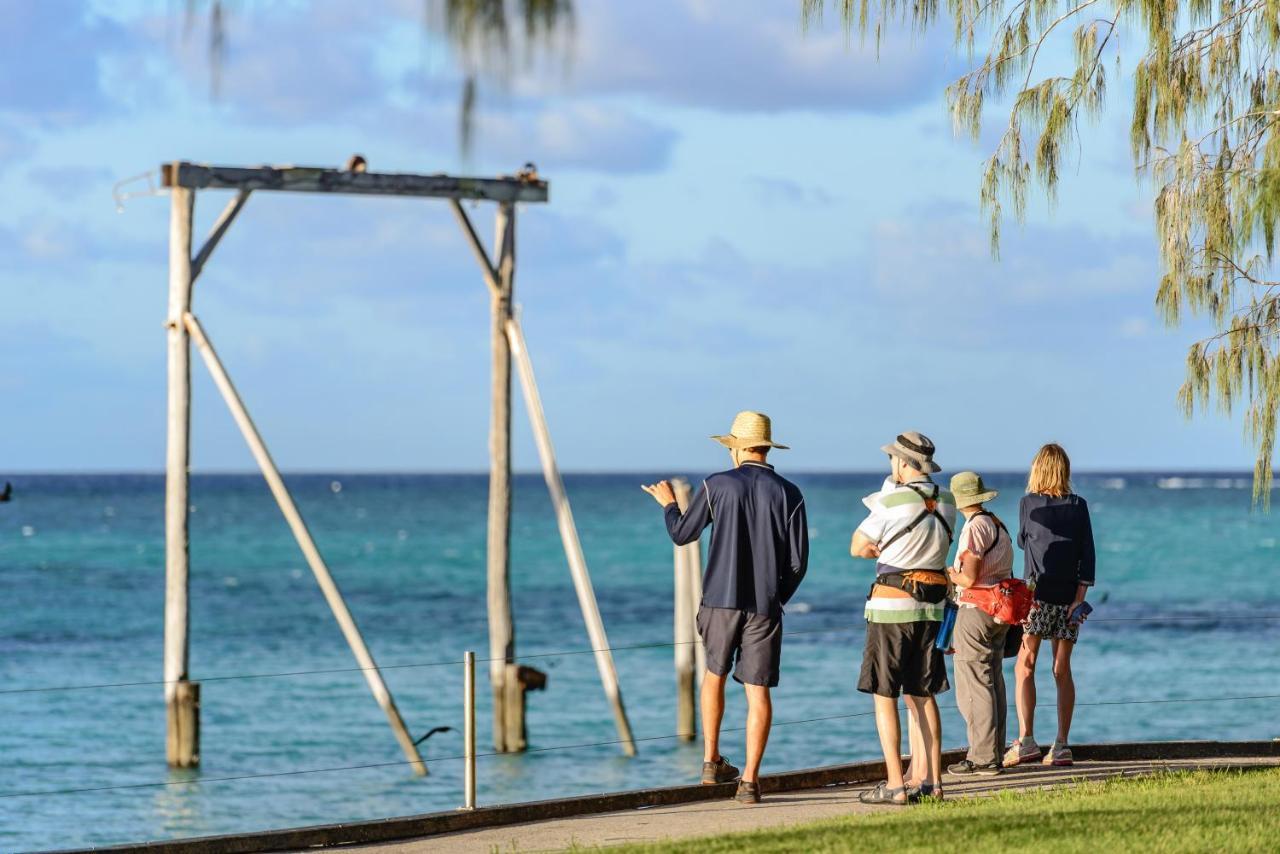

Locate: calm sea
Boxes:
[1,472,1278,851]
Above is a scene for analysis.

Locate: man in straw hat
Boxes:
[849,431,955,805]
[642,411,808,805]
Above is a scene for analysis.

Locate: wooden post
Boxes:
[487,201,520,752]
[505,316,638,756]
[671,478,697,741]
[463,650,476,810]
[165,180,199,768]
[184,312,428,776]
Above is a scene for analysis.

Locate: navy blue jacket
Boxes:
[663,462,808,617]
[1018,493,1096,605]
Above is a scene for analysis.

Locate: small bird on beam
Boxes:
[344,154,368,173]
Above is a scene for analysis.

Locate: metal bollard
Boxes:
[463,650,476,810]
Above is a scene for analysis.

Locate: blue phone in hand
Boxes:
[1069,601,1092,626]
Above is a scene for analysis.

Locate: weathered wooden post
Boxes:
[671,478,697,741]
[487,201,522,752]
[165,177,199,768]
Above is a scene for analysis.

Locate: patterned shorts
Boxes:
[1023,601,1080,643]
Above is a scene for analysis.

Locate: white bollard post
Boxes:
[463,650,477,810]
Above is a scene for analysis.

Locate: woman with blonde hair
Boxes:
[1004,443,1096,768]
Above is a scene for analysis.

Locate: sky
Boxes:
[0,0,1258,473]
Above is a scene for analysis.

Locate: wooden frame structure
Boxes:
[160,161,636,773]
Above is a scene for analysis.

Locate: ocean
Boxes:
[1,472,1277,851]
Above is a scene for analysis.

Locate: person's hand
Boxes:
[1069,597,1089,625]
[641,480,677,508]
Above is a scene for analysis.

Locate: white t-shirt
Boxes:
[856,476,956,570]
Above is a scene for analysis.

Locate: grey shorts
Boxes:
[696,605,782,687]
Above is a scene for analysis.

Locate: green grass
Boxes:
[611,769,1280,853]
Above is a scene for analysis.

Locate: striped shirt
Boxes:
[857,476,956,624]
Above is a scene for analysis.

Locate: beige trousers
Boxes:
[952,606,1009,765]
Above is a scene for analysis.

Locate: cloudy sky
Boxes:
[0,0,1251,473]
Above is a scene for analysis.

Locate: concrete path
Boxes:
[345,757,1278,853]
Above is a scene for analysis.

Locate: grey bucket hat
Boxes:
[881,431,941,473]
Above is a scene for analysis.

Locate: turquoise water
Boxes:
[1,472,1278,851]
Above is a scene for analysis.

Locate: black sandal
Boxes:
[859,781,909,805]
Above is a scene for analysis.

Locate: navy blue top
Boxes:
[1017,493,1096,605]
[663,462,808,617]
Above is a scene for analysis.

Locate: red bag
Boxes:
[958,578,1034,625]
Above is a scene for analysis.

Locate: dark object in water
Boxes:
[0,482,11,502]
[518,665,548,692]
[413,725,453,746]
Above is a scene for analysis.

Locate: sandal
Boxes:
[909,782,944,802]
[859,781,910,805]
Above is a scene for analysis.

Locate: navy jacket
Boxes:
[663,462,808,617]
[1018,493,1096,605]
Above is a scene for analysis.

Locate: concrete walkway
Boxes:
[347,757,1279,853]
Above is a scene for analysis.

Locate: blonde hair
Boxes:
[1027,443,1072,497]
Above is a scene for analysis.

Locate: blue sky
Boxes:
[0,0,1254,473]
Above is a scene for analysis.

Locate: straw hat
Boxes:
[950,471,999,507]
[881,431,940,473]
[711,411,790,450]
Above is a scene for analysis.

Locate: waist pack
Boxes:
[958,578,1034,624]
[872,569,949,604]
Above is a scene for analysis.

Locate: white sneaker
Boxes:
[1002,737,1042,766]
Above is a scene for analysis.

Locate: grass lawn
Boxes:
[611,769,1280,853]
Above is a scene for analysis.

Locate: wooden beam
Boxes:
[162,162,548,203]
[165,181,198,768]
[183,312,428,777]
[505,315,638,757]
[191,189,251,283]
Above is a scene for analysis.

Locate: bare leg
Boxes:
[701,670,727,763]
[922,695,943,784]
[1051,639,1076,744]
[872,693,905,789]
[901,711,921,783]
[1015,634,1042,742]
[742,684,772,783]
[903,695,939,786]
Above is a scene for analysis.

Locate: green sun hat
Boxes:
[950,471,998,508]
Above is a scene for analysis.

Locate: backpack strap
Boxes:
[969,509,1008,557]
[878,482,953,552]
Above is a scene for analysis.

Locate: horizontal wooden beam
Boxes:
[161,162,548,204]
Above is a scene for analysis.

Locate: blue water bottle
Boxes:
[936,600,958,651]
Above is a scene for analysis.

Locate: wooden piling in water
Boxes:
[165,179,199,768]
[671,478,698,741]
[486,201,521,752]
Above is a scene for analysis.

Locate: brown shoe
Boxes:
[701,756,740,785]
[735,780,761,804]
